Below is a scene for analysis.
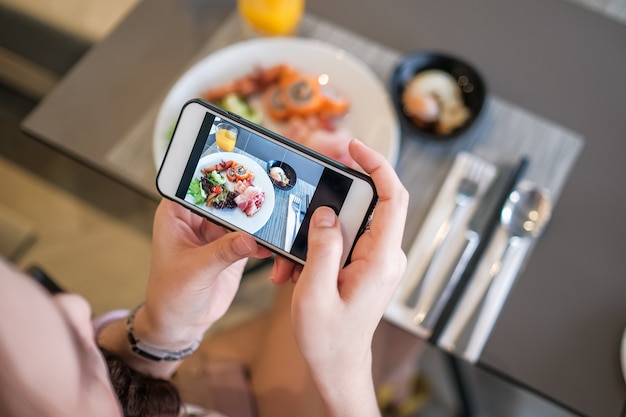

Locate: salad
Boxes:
[188,159,265,217]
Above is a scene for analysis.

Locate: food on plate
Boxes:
[203,64,289,102]
[234,185,265,217]
[267,73,348,120]
[189,159,264,217]
[201,159,234,175]
[218,93,262,125]
[401,69,470,135]
[274,75,324,118]
[203,64,349,124]
[202,64,356,167]
[269,166,290,187]
[281,117,353,166]
[230,163,255,182]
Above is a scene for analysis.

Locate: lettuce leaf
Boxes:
[188,178,205,205]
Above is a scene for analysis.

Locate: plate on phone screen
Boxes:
[187,152,275,234]
[153,37,400,169]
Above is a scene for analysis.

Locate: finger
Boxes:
[270,256,297,284]
[195,232,264,277]
[157,198,201,229]
[159,199,243,246]
[296,207,343,299]
[349,139,409,249]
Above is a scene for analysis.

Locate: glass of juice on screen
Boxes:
[216,123,238,152]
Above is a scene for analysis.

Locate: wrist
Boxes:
[129,303,203,359]
[315,371,379,417]
[309,350,379,417]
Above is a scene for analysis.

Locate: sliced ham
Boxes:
[234,180,250,194]
[302,128,354,168]
[235,185,265,217]
[281,116,357,168]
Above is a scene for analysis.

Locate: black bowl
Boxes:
[391,51,487,140]
[267,160,297,190]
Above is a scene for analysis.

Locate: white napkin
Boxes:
[284,194,299,252]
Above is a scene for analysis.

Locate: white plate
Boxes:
[153,37,400,169]
[186,152,275,234]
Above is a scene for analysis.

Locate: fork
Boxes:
[404,160,488,311]
[290,195,302,244]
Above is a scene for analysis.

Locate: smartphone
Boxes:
[157,99,377,266]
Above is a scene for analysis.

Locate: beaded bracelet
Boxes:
[126,303,201,362]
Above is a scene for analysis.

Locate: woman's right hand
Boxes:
[277,139,409,416]
[98,200,271,378]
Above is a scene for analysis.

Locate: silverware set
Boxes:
[438,181,551,360]
[404,158,492,311]
[390,152,550,353]
[394,154,496,338]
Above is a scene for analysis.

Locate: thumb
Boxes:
[297,207,343,298]
[195,232,257,276]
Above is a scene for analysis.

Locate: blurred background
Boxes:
[0,0,148,315]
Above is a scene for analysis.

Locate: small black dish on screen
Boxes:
[267,160,297,190]
[391,51,486,141]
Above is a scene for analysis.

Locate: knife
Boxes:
[418,157,529,341]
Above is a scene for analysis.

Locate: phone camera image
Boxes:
[267,160,297,190]
[160,100,375,265]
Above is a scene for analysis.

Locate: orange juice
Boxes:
[216,125,238,152]
[237,0,305,36]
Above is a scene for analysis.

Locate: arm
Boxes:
[98,199,271,378]
[272,139,409,417]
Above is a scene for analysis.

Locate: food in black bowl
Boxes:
[267,160,297,190]
[391,51,486,140]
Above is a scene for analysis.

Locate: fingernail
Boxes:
[232,234,254,256]
[314,207,337,228]
[268,262,277,282]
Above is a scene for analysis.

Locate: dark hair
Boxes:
[101,348,181,417]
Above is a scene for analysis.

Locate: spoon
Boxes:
[489,182,552,277]
[440,181,551,355]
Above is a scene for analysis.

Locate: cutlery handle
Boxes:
[403,203,461,308]
[411,203,475,325]
[417,231,480,333]
[463,237,526,361]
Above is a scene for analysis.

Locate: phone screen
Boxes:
[171,109,366,263]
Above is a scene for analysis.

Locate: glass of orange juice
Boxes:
[215,123,238,152]
[237,0,305,37]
